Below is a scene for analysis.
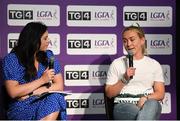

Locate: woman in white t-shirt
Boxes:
[105,25,165,120]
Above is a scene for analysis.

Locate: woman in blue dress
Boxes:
[2,22,67,120]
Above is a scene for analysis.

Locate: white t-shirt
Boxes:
[106,56,164,95]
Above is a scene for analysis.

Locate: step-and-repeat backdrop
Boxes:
[0,0,176,120]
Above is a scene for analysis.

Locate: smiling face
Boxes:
[39,31,49,51]
[122,29,145,58]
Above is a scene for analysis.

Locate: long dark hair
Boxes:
[11,22,48,81]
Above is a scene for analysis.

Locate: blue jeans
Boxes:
[113,99,162,120]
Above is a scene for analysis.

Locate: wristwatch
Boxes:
[121,76,129,84]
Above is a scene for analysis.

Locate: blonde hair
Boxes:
[122,25,148,55]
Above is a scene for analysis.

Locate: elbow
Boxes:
[8,92,18,99]
[54,82,64,91]
[6,90,20,99]
[160,92,165,101]
[160,88,166,100]
[157,91,165,101]
[105,87,114,99]
[106,92,113,99]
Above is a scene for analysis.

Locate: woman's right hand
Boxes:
[40,68,55,84]
[32,86,48,96]
[124,67,136,80]
[137,96,147,108]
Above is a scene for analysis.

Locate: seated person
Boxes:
[105,25,165,120]
[2,22,66,120]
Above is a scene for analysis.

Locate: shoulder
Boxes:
[144,56,161,66]
[2,53,20,69]
[3,53,18,63]
[112,56,127,65]
[109,56,127,70]
[46,50,54,58]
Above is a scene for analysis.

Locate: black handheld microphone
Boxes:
[47,56,54,88]
[128,50,133,79]
[49,56,54,69]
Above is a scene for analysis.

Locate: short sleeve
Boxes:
[106,60,123,85]
[153,60,164,83]
[2,53,24,81]
[106,57,127,85]
[46,50,61,74]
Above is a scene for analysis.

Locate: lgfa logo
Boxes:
[150,39,170,48]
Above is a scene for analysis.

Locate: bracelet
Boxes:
[28,91,33,96]
[121,76,129,84]
[144,93,149,99]
[144,95,148,100]
[46,81,52,88]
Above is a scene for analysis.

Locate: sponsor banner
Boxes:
[7,33,60,55]
[8,4,60,26]
[67,5,116,27]
[67,34,117,55]
[123,6,172,27]
[65,93,105,115]
[65,92,170,115]
[146,34,172,55]
[123,34,172,55]
[161,92,171,114]
[64,65,109,86]
[47,34,60,55]
[162,65,170,85]
[7,33,18,53]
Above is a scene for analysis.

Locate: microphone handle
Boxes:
[49,58,54,69]
[47,57,54,88]
[129,55,133,79]
[130,76,133,79]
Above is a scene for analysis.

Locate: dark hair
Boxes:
[11,22,48,81]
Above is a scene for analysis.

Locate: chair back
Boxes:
[0,85,9,119]
[104,84,114,119]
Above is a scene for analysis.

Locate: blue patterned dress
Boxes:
[2,50,67,120]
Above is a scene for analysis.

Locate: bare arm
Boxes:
[5,77,46,99]
[5,68,56,99]
[105,80,125,99]
[105,67,135,99]
[48,73,64,91]
[137,81,165,108]
[147,81,165,101]
[33,73,64,96]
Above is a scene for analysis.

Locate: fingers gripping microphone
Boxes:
[128,50,133,79]
[47,56,54,88]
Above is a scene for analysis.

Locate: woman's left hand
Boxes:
[137,96,147,108]
[32,86,48,96]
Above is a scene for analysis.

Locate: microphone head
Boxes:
[127,50,133,56]
[127,50,133,68]
[49,56,54,69]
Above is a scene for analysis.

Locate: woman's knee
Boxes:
[41,111,59,120]
[144,99,162,111]
[146,99,161,106]
[113,103,139,120]
[47,93,65,102]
